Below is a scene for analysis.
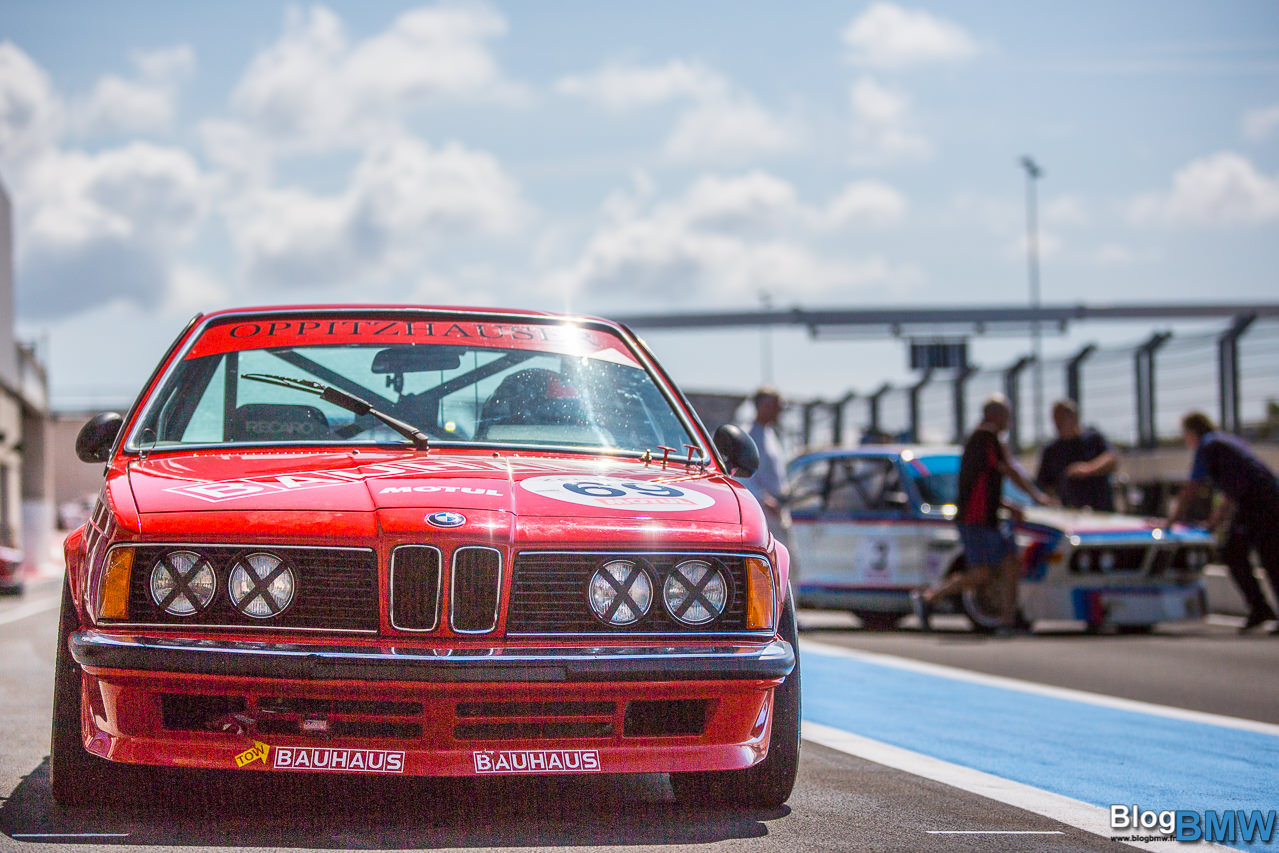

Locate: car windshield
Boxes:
[129,315,696,455]
[903,454,1030,507]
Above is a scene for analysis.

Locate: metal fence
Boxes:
[791,317,1279,454]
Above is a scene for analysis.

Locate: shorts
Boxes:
[958,523,1015,568]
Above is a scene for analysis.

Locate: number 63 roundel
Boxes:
[519,476,716,511]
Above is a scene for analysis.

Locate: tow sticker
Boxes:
[473,749,600,774]
[235,740,270,768]
[519,476,715,512]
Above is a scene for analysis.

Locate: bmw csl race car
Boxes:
[53,306,799,807]
[788,446,1213,632]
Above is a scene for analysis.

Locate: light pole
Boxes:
[1021,156,1044,447]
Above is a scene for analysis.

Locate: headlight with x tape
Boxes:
[228,551,297,619]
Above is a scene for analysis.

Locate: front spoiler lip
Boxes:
[70,630,796,684]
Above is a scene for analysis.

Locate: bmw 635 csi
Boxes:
[53,306,798,807]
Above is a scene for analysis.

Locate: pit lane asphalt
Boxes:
[0,585,1269,852]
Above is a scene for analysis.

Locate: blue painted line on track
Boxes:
[802,647,1279,851]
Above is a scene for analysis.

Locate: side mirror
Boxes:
[713,424,759,478]
[76,412,123,464]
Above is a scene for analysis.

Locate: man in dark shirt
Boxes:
[912,395,1048,632]
[1035,400,1117,511]
[1166,410,1279,633]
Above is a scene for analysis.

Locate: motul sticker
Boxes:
[519,476,715,512]
[272,746,405,774]
[473,749,601,774]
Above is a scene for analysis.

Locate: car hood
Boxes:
[125,449,745,525]
[1021,506,1212,542]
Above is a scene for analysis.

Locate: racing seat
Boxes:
[229,403,331,443]
[475,368,608,444]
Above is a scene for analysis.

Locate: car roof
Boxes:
[197,304,624,329]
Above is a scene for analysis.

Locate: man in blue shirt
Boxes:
[1166,410,1279,633]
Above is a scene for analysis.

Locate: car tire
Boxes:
[959,584,1011,634]
[671,592,801,809]
[50,576,125,807]
[852,610,901,631]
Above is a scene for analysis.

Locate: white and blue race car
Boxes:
[787,446,1213,632]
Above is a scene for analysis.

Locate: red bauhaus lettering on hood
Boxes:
[125,450,744,524]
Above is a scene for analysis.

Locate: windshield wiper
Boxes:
[243,373,430,450]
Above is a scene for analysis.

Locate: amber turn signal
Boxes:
[744,557,776,631]
[98,547,134,620]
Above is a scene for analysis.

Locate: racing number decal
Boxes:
[519,476,716,511]
[869,541,889,574]
[855,537,897,578]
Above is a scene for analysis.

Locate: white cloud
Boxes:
[228,3,518,150]
[826,180,908,227]
[16,143,209,319]
[675,171,803,232]
[227,135,529,289]
[663,95,801,165]
[546,172,909,303]
[73,45,194,136]
[556,60,727,111]
[1242,104,1279,141]
[842,3,979,69]
[0,41,63,165]
[1129,151,1279,226]
[848,76,930,164]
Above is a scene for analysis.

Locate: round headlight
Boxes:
[1077,551,1095,572]
[228,552,296,618]
[663,559,729,626]
[1187,548,1206,568]
[149,550,216,616]
[588,559,653,626]
[1099,549,1117,571]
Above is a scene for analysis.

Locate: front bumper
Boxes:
[70,631,794,778]
[71,631,795,682]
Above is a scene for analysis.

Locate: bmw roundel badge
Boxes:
[427,511,466,528]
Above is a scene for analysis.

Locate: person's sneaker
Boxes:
[1240,612,1274,633]
[910,590,932,632]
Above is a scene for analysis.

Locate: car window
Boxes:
[904,454,1029,507]
[786,459,829,515]
[131,317,696,456]
[827,457,897,513]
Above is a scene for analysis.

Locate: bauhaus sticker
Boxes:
[473,749,601,774]
[519,476,715,512]
[271,747,405,774]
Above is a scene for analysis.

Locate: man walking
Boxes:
[1166,411,1279,633]
[1035,399,1117,511]
[912,395,1048,633]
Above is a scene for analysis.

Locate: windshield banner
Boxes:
[185,318,640,367]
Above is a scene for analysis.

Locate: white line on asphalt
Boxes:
[11,834,131,838]
[926,831,1064,835]
[0,596,59,628]
[801,639,1279,737]
[803,721,1234,853]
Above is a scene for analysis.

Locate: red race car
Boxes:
[53,306,799,807]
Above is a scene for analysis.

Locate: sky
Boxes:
[2,0,1277,415]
